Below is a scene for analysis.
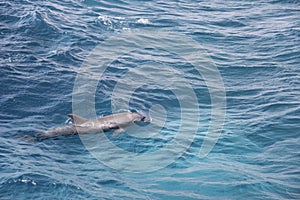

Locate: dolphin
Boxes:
[34,111,151,141]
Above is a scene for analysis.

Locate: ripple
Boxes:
[0,0,299,199]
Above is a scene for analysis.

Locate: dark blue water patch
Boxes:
[1,68,75,116]
[46,47,84,65]
[271,0,300,5]
[95,47,211,112]
[129,85,181,112]
[0,173,95,199]
[212,19,247,28]
[0,3,21,25]
[17,10,60,37]
[107,132,170,154]
[191,30,226,43]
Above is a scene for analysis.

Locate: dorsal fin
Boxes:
[68,114,89,125]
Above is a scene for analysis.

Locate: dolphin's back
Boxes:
[30,111,148,141]
[96,112,133,127]
[38,125,77,140]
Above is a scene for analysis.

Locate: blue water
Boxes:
[1,0,300,199]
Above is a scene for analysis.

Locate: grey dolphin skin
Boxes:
[36,111,151,141]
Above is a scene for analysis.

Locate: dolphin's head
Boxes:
[131,112,151,123]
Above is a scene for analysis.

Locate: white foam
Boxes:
[97,15,112,26]
[136,18,150,24]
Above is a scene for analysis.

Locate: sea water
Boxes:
[1,0,299,199]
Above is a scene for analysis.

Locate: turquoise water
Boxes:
[1,0,300,199]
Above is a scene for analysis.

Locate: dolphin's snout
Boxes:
[142,116,152,122]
